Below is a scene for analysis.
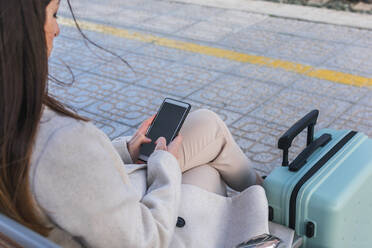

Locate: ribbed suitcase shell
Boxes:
[263,129,372,248]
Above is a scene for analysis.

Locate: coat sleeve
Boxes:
[111,135,134,164]
[32,121,182,248]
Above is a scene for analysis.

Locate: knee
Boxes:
[191,108,222,125]
[182,165,227,196]
[181,108,227,139]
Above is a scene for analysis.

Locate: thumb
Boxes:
[143,136,152,143]
[155,137,167,151]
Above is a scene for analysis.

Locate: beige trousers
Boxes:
[178,109,257,196]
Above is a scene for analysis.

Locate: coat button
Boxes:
[176,217,185,228]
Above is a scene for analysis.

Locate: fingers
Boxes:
[132,133,152,146]
[137,114,156,135]
[153,135,183,160]
[155,137,167,151]
[127,133,152,162]
[167,135,183,160]
[142,136,152,143]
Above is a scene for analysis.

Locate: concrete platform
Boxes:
[50,0,372,175]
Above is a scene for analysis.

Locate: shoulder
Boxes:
[37,105,97,141]
[30,106,129,202]
[34,106,110,154]
[30,106,119,182]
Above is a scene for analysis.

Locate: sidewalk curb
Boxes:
[170,0,372,30]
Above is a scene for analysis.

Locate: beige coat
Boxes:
[29,106,293,248]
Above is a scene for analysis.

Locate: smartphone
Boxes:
[138,98,191,162]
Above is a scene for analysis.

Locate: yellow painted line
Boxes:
[59,17,372,87]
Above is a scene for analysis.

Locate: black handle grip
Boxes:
[278,110,319,167]
[289,133,332,171]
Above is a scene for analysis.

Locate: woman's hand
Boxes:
[127,115,155,163]
[154,135,183,160]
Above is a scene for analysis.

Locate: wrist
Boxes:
[126,141,134,162]
[256,173,264,185]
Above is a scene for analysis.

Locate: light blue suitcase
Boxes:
[263,110,372,248]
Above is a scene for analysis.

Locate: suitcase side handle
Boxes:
[278,110,319,167]
[288,133,332,171]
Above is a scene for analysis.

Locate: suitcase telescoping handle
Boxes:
[278,110,319,167]
[278,110,332,171]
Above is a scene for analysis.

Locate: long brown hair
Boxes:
[0,0,88,236]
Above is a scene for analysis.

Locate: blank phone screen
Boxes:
[140,102,188,158]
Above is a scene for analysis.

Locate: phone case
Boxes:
[138,98,191,162]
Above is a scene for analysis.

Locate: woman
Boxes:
[0,0,294,247]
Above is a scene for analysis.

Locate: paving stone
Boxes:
[48,62,86,83]
[331,104,372,137]
[230,115,311,173]
[76,110,132,139]
[54,0,372,171]
[332,118,371,138]
[230,63,299,87]
[358,90,372,107]
[135,76,198,97]
[101,8,158,27]
[183,54,243,73]
[187,75,283,114]
[135,63,220,97]
[249,88,352,128]
[187,100,243,126]
[61,0,126,12]
[316,64,372,80]
[233,117,284,140]
[52,36,85,52]
[197,19,247,35]
[91,54,172,83]
[353,29,372,48]
[48,83,97,110]
[273,36,344,66]
[59,25,83,40]
[101,0,148,9]
[296,23,364,44]
[232,115,305,150]
[169,3,225,21]
[122,127,137,137]
[139,15,196,34]
[233,134,295,174]
[219,29,289,56]
[208,10,268,30]
[119,53,172,73]
[249,17,312,35]
[51,49,117,70]
[59,2,119,22]
[291,77,368,103]
[133,1,181,15]
[73,73,129,95]
[136,43,193,62]
[48,73,130,110]
[49,54,107,74]
[53,33,140,64]
[341,104,372,126]
[82,85,178,127]
[72,30,147,53]
[322,46,372,78]
[49,39,110,71]
[175,21,235,43]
